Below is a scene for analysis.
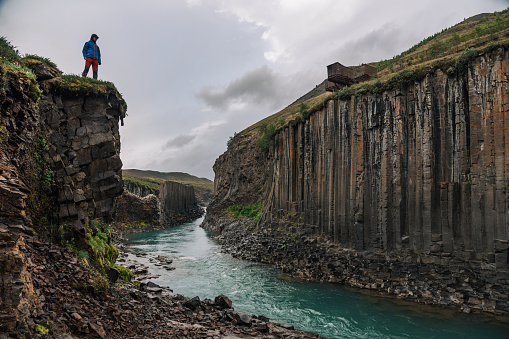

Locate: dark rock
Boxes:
[214,295,232,309]
[183,296,201,310]
[257,322,269,332]
[89,322,106,338]
[105,266,120,284]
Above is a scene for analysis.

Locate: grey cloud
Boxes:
[163,134,196,150]
[332,23,411,66]
[196,65,284,111]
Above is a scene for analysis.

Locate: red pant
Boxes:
[85,57,99,71]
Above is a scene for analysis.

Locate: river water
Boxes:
[124,217,509,338]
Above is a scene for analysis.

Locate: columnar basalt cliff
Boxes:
[204,48,509,314]
[38,79,124,231]
[0,60,125,332]
[115,179,203,232]
[159,180,202,223]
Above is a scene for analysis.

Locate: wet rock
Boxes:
[214,294,232,309]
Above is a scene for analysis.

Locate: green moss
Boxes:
[58,75,127,116]
[228,199,263,224]
[22,54,60,71]
[113,265,133,282]
[35,324,49,335]
[26,138,58,228]
[0,60,42,102]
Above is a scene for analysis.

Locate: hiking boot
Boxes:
[93,70,98,79]
[82,66,89,77]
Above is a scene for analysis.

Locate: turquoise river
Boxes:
[124,217,509,339]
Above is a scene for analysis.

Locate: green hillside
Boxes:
[229,9,509,148]
[123,169,214,192]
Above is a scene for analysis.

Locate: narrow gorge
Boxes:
[203,47,509,316]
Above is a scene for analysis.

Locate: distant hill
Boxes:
[122,169,214,192]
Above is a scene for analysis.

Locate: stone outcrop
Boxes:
[116,180,203,233]
[204,48,509,314]
[115,192,160,225]
[0,60,125,333]
[159,181,202,224]
[37,79,124,231]
[124,180,159,197]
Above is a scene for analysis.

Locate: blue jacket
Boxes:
[82,40,101,63]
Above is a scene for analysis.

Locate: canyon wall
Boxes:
[124,180,159,197]
[204,48,509,313]
[159,181,202,225]
[116,180,203,231]
[0,61,125,331]
[264,49,509,257]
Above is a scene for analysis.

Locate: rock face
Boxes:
[204,48,509,313]
[38,80,124,231]
[159,180,202,224]
[124,180,159,197]
[116,180,203,232]
[114,192,160,224]
[0,61,125,332]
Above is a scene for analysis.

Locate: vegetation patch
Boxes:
[123,174,163,194]
[22,54,60,71]
[227,199,263,224]
[0,60,42,102]
[257,122,277,152]
[57,75,127,115]
[122,170,214,192]
[86,219,119,268]
[26,138,58,229]
[375,8,509,76]
[0,36,20,63]
[113,265,134,282]
[35,324,49,335]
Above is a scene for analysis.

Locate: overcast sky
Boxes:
[0,0,507,179]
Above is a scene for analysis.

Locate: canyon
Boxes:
[203,46,509,316]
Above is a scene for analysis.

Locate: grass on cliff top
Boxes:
[230,8,509,149]
[374,8,509,76]
[0,60,42,102]
[58,75,128,115]
[123,169,214,191]
[0,36,20,63]
[22,54,61,72]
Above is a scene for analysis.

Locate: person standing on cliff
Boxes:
[82,34,101,79]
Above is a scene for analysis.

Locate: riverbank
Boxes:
[19,233,324,338]
[202,216,509,321]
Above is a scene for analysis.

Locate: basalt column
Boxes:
[265,49,509,260]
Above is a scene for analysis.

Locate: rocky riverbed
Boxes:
[13,232,324,338]
[204,217,509,321]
